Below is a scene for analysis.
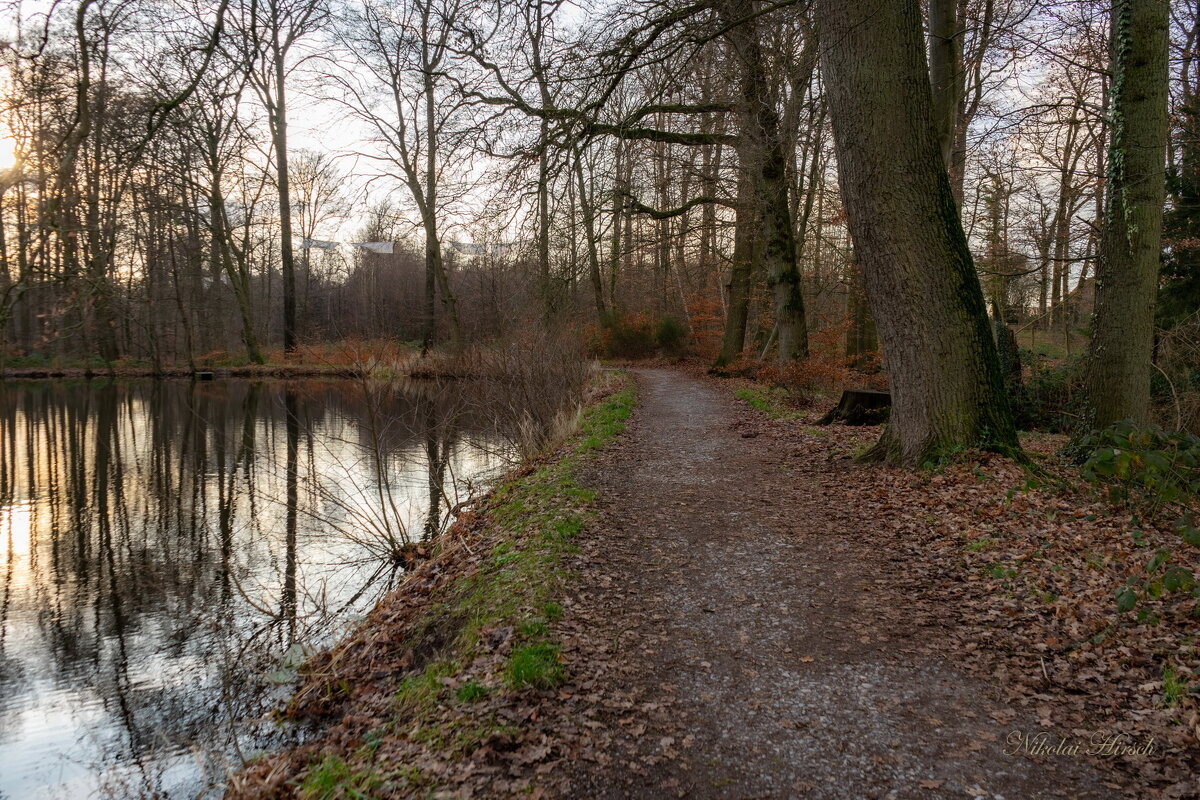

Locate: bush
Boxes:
[590,312,689,359]
[1115,515,1200,615]
[1016,353,1086,432]
[1080,420,1200,508]
[607,316,656,358]
[1079,421,1200,615]
[654,315,687,354]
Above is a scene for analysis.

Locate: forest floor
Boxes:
[230,367,1199,800]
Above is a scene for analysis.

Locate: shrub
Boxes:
[469,326,592,457]
[590,312,689,359]
[654,315,687,354]
[1016,353,1086,432]
[1115,517,1200,615]
[1080,420,1200,508]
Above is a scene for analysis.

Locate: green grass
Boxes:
[300,755,381,800]
[518,618,550,637]
[393,662,454,712]
[1163,665,1187,707]
[507,642,565,688]
[964,536,996,552]
[455,681,488,703]
[988,563,1019,580]
[734,386,803,420]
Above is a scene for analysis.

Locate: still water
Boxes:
[0,378,518,799]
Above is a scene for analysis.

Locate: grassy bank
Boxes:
[228,370,635,798]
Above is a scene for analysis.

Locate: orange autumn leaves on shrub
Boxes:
[587,299,887,403]
[727,323,887,406]
[587,312,687,359]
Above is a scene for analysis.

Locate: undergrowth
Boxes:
[734,386,804,420]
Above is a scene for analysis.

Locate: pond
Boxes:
[0,378,521,799]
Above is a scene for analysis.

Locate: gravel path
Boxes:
[559,368,1121,800]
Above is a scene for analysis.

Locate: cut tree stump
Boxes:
[817,389,891,426]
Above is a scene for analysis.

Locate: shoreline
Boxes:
[0,364,363,380]
[226,369,636,797]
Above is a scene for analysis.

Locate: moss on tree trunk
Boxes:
[817,0,1019,466]
[1085,0,1170,429]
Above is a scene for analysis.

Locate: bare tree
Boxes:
[331,0,467,351]
[231,0,327,353]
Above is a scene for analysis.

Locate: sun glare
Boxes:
[0,136,18,171]
[1,502,32,560]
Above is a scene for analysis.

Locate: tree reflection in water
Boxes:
[0,378,517,799]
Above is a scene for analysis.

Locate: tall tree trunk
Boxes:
[426,226,463,351]
[538,124,553,320]
[271,37,298,354]
[607,139,627,313]
[209,170,263,364]
[818,0,1019,465]
[928,0,959,178]
[573,148,606,319]
[715,162,757,367]
[1085,0,1169,428]
[715,0,808,366]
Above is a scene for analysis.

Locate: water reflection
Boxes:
[0,378,515,799]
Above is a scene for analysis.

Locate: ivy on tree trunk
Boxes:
[1085,0,1170,429]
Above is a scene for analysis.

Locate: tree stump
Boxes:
[817,389,891,425]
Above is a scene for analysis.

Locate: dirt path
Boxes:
[554,368,1121,799]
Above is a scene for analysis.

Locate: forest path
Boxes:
[557,368,1119,800]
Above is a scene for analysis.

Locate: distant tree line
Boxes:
[0,0,1190,461]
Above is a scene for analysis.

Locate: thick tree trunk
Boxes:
[762,140,808,364]
[1086,0,1169,428]
[928,0,959,177]
[714,0,808,366]
[715,162,757,367]
[818,0,1019,465]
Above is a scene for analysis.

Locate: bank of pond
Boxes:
[0,376,537,798]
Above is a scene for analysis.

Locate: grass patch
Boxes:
[988,563,1019,580]
[455,681,488,703]
[393,661,454,712]
[1163,665,1187,707]
[518,618,550,637]
[300,755,380,800]
[507,642,565,689]
[964,536,996,552]
[734,386,803,420]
